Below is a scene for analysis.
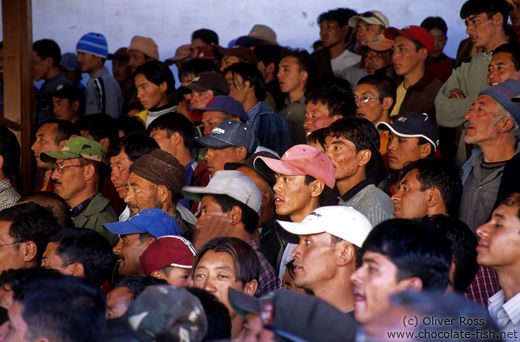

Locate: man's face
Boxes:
[4,301,29,342]
[351,251,409,324]
[193,250,245,315]
[386,133,428,171]
[277,57,305,95]
[52,97,78,122]
[124,173,162,216]
[204,147,242,176]
[41,241,73,275]
[190,38,206,59]
[190,90,214,110]
[202,111,230,136]
[135,73,167,110]
[106,286,134,318]
[476,204,520,269]
[392,35,424,77]
[150,129,175,156]
[354,83,384,124]
[110,148,133,199]
[391,169,429,218]
[364,49,392,75]
[487,52,520,86]
[32,51,50,81]
[0,221,25,273]
[428,28,447,59]
[51,158,88,205]
[273,174,314,218]
[31,123,59,169]
[128,49,147,74]
[465,13,497,50]
[324,135,361,183]
[303,101,336,135]
[77,51,98,73]
[112,233,152,276]
[464,94,501,146]
[195,195,232,233]
[319,20,347,48]
[112,59,131,83]
[356,21,383,46]
[220,56,241,72]
[291,232,340,291]
[225,71,249,104]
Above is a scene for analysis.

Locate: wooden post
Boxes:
[1,0,34,195]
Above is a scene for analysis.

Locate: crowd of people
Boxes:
[1,0,520,341]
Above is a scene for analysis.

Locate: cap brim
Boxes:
[253,157,305,176]
[189,135,234,149]
[186,83,209,92]
[228,287,261,318]
[40,151,81,164]
[513,95,520,103]
[274,221,300,244]
[384,27,401,40]
[376,122,437,151]
[277,219,326,238]
[103,221,146,235]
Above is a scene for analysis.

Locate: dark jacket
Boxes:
[396,69,443,119]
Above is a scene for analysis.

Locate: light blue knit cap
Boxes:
[480,79,520,125]
[76,32,108,58]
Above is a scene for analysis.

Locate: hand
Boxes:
[449,88,465,99]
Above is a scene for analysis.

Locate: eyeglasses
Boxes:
[50,163,84,173]
[354,96,382,104]
[0,241,21,248]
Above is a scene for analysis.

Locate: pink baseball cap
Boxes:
[253,144,335,189]
[384,25,434,56]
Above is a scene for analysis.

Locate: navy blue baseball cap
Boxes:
[377,113,439,151]
[190,120,258,153]
[103,209,180,237]
[193,95,248,122]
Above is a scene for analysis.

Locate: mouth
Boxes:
[470,35,477,43]
[274,196,284,204]
[476,242,487,250]
[489,78,499,86]
[353,289,365,302]
[356,112,365,118]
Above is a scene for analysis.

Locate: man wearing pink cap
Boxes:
[254,144,335,283]
[384,25,442,119]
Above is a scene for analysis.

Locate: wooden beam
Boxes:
[2,0,34,195]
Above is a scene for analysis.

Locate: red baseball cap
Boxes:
[384,25,434,56]
[253,144,336,189]
[139,235,196,275]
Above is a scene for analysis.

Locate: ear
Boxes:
[143,236,156,247]
[336,241,355,266]
[419,143,432,159]
[498,117,515,133]
[243,279,259,296]
[0,155,4,171]
[492,12,504,27]
[425,187,442,208]
[244,80,254,94]
[398,276,423,292]
[72,100,80,112]
[21,241,37,263]
[357,149,371,168]
[260,189,272,208]
[331,114,343,123]
[156,185,170,204]
[341,25,350,38]
[310,179,326,198]
[170,132,183,147]
[151,270,166,280]
[235,146,248,161]
[229,206,243,226]
[68,262,86,278]
[382,97,393,111]
[266,62,275,75]
[159,81,168,93]
[299,70,309,84]
[57,139,68,149]
[418,47,428,61]
[99,137,110,150]
[83,163,96,182]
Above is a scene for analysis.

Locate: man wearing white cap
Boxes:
[348,10,389,48]
[277,206,372,313]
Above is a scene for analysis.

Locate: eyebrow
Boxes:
[362,257,380,265]
[493,213,505,220]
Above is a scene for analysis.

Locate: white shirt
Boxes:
[488,289,520,341]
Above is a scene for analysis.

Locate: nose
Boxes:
[303,116,312,131]
[476,221,490,240]
[112,238,123,255]
[387,137,396,152]
[50,167,60,180]
[291,243,302,260]
[464,107,475,121]
[30,141,37,152]
[202,277,216,294]
[123,187,134,205]
[350,265,363,285]
[204,149,213,161]
[273,177,282,193]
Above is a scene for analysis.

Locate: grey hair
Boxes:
[494,102,520,141]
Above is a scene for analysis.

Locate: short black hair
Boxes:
[254,44,282,74]
[362,219,452,291]
[11,273,106,342]
[400,158,463,218]
[0,266,61,292]
[460,0,511,28]
[178,58,219,83]
[33,39,62,67]
[134,60,176,96]
[0,202,60,263]
[40,119,79,144]
[207,194,259,234]
[147,113,196,149]
[47,228,117,286]
[193,237,260,285]
[109,131,158,161]
[114,116,147,137]
[223,62,266,101]
[420,16,448,36]
[422,215,478,294]
[325,118,381,167]
[317,8,358,27]
[53,84,82,103]
[493,42,520,71]
[112,275,167,299]
[306,127,327,149]
[0,125,20,177]
[75,114,117,147]
[305,88,355,119]
[18,191,74,228]
[281,48,316,86]
[357,74,397,113]
[186,287,231,342]
[192,29,219,45]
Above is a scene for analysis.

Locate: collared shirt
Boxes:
[465,266,500,308]
[280,95,307,144]
[70,195,96,221]
[488,290,520,341]
[0,179,21,211]
[246,101,262,125]
[248,239,277,297]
